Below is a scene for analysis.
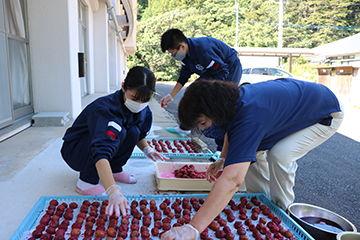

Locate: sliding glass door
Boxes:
[0,0,32,129]
[0,32,12,128]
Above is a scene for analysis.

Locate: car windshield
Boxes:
[244,68,293,77]
[269,69,292,77]
[243,68,250,74]
[251,68,269,75]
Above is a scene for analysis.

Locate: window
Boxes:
[0,0,5,32]
[0,0,32,128]
[242,68,250,74]
[336,67,353,76]
[8,39,31,110]
[252,68,269,75]
[343,55,355,60]
[4,0,27,38]
[271,69,292,77]
[318,69,331,76]
[0,33,12,126]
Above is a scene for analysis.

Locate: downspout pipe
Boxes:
[105,0,129,57]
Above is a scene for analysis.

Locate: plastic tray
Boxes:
[155,162,215,191]
[154,162,246,192]
[11,193,314,240]
[131,137,214,159]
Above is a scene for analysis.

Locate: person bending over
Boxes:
[161,78,343,240]
[160,28,243,156]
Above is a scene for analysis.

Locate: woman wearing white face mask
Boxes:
[61,66,169,217]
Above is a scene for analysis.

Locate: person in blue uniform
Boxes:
[159,29,242,156]
[161,78,344,240]
[61,66,168,217]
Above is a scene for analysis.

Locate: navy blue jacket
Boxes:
[225,78,341,167]
[178,37,242,85]
[62,90,152,165]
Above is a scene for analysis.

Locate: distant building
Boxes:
[0,0,137,140]
[306,33,360,107]
[235,34,360,107]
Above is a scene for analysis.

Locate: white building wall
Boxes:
[117,43,126,87]
[108,33,126,89]
[93,1,109,93]
[85,1,96,95]
[108,29,118,87]
[26,0,129,121]
[115,0,127,87]
[0,0,136,137]
[27,0,82,119]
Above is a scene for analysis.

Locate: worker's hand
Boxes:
[206,157,225,183]
[161,224,199,240]
[143,146,169,161]
[105,185,129,217]
[160,94,173,108]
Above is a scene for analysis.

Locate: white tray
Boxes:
[155,162,214,191]
[155,162,247,192]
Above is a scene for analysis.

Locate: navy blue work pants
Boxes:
[61,126,140,184]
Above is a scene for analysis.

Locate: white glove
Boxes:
[161,224,199,240]
[143,146,156,158]
[160,94,173,108]
[206,157,225,183]
[143,146,169,161]
[105,185,129,217]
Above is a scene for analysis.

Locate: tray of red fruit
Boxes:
[11,193,314,240]
[131,138,214,159]
[155,162,224,191]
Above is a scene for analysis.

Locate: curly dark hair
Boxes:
[178,79,240,130]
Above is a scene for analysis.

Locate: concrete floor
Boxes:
[1,91,360,239]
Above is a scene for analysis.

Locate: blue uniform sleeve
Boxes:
[138,108,152,140]
[177,63,193,86]
[225,121,267,167]
[87,110,124,164]
[199,49,229,81]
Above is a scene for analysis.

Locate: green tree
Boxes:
[128,0,360,81]
[283,0,360,48]
[238,0,279,47]
[128,0,239,81]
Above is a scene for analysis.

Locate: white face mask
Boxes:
[125,96,148,113]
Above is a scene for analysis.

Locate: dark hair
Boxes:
[178,79,239,130]
[161,29,187,52]
[123,66,156,102]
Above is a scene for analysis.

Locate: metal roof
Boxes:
[233,33,360,58]
[233,47,314,57]
[312,33,360,57]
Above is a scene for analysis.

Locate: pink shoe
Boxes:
[75,184,105,195]
[113,171,137,184]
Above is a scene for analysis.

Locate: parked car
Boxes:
[239,67,310,85]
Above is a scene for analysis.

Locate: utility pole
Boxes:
[276,0,286,69]
[278,0,283,49]
[235,0,239,47]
